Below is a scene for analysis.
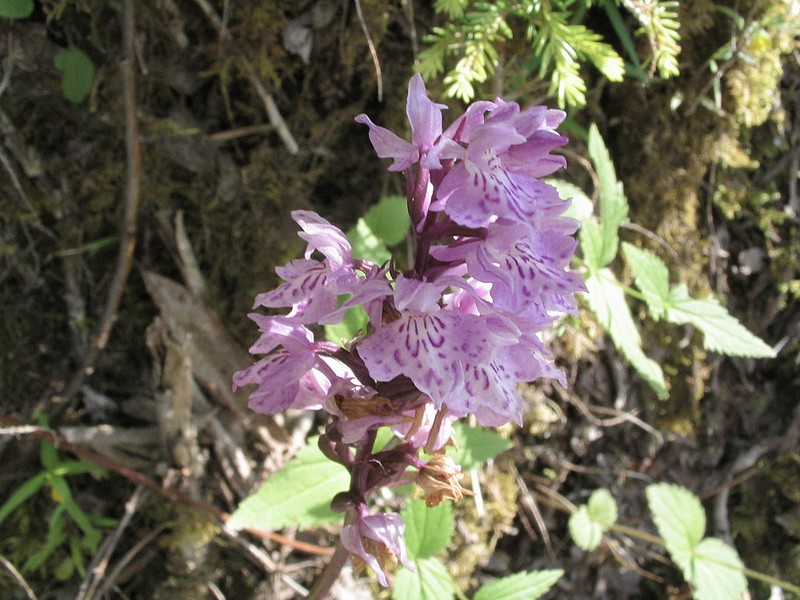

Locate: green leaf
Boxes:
[646,483,706,574]
[447,422,512,471]
[665,285,775,358]
[569,488,618,551]
[587,488,618,528]
[324,305,369,345]
[622,243,670,319]
[584,269,667,398]
[23,505,68,572]
[691,538,748,600]
[473,569,563,600]
[579,218,605,272]
[393,557,455,600]
[402,498,453,560]
[228,438,349,530]
[54,46,94,104]
[568,505,604,551]
[363,195,411,246]
[0,0,32,18]
[348,218,391,265]
[549,179,593,223]
[586,124,629,268]
[54,555,75,581]
[0,472,47,527]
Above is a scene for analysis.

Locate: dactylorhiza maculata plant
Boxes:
[233,74,584,587]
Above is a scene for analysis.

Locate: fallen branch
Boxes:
[57,0,142,415]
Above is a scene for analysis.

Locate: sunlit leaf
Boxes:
[646,483,705,573]
[363,195,411,246]
[473,569,563,600]
[692,538,748,600]
[584,269,667,398]
[228,438,349,530]
[665,285,775,358]
[447,422,512,471]
[622,243,670,319]
[393,557,455,600]
[402,499,453,560]
[586,124,628,267]
[569,488,617,551]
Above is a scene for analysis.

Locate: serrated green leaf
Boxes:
[548,179,593,223]
[447,422,512,471]
[228,438,349,530]
[691,538,748,600]
[665,286,775,358]
[473,569,563,600]
[54,46,94,104]
[584,269,667,398]
[646,483,705,574]
[622,243,670,319]
[393,557,455,600]
[587,124,628,267]
[402,499,453,560]
[0,0,33,18]
[363,195,411,247]
[348,218,391,265]
[587,488,618,528]
[569,505,604,551]
[579,218,605,272]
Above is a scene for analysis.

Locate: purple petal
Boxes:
[355,114,418,172]
[359,311,502,405]
[406,73,447,151]
[292,210,352,270]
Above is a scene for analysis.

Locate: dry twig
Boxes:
[57,0,142,415]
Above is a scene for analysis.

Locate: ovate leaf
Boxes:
[691,538,748,600]
[569,488,617,551]
[363,195,411,246]
[646,483,705,573]
[473,569,563,600]
[622,242,670,319]
[587,488,618,528]
[54,46,94,104]
[348,218,390,265]
[448,422,512,471]
[393,557,455,600]
[584,269,667,398]
[228,438,349,530]
[665,285,775,358]
[569,506,604,551]
[402,498,453,560]
[0,0,33,18]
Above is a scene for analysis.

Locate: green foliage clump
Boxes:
[417,0,682,108]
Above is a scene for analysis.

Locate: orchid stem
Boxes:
[306,540,349,600]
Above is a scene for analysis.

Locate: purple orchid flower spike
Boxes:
[234,73,584,593]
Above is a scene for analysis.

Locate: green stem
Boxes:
[306,540,349,600]
[738,566,800,595]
